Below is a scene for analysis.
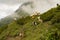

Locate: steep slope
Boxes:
[0,2,33,26]
[14,1,33,18]
[0,16,14,27]
[10,2,33,19]
[0,5,60,40]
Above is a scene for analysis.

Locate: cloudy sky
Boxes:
[0,0,21,19]
[0,0,60,19]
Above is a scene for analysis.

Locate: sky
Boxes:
[21,0,60,15]
[0,0,60,19]
[0,0,21,19]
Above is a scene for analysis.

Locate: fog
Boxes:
[0,0,60,19]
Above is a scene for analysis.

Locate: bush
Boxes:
[48,31,60,40]
[16,16,32,25]
[0,25,8,33]
[51,13,60,24]
[40,8,56,22]
[54,23,60,30]
[16,18,26,25]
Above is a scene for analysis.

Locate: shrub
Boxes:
[16,16,32,25]
[40,8,56,22]
[51,13,60,24]
[0,25,8,33]
[16,18,26,25]
[48,31,60,40]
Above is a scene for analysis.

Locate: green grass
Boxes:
[0,17,60,40]
[0,5,60,40]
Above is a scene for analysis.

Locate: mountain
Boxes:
[15,1,33,16]
[0,5,60,40]
[0,2,33,26]
[0,16,14,27]
[10,1,34,19]
[18,0,60,14]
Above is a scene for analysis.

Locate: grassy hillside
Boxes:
[0,5,60,40]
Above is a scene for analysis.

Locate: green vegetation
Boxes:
[40,5,60,24]
[0,5,60,40]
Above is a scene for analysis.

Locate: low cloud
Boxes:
[0,3,20,19]
[0,0,60,19]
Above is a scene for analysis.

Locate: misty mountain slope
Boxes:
[0,16,14,27]
[0,5,60,40]
[0,0,60,20]
[15,1,34,17]
[19,0,60,14]
[0,2,33,26]
[15,9,29,18]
